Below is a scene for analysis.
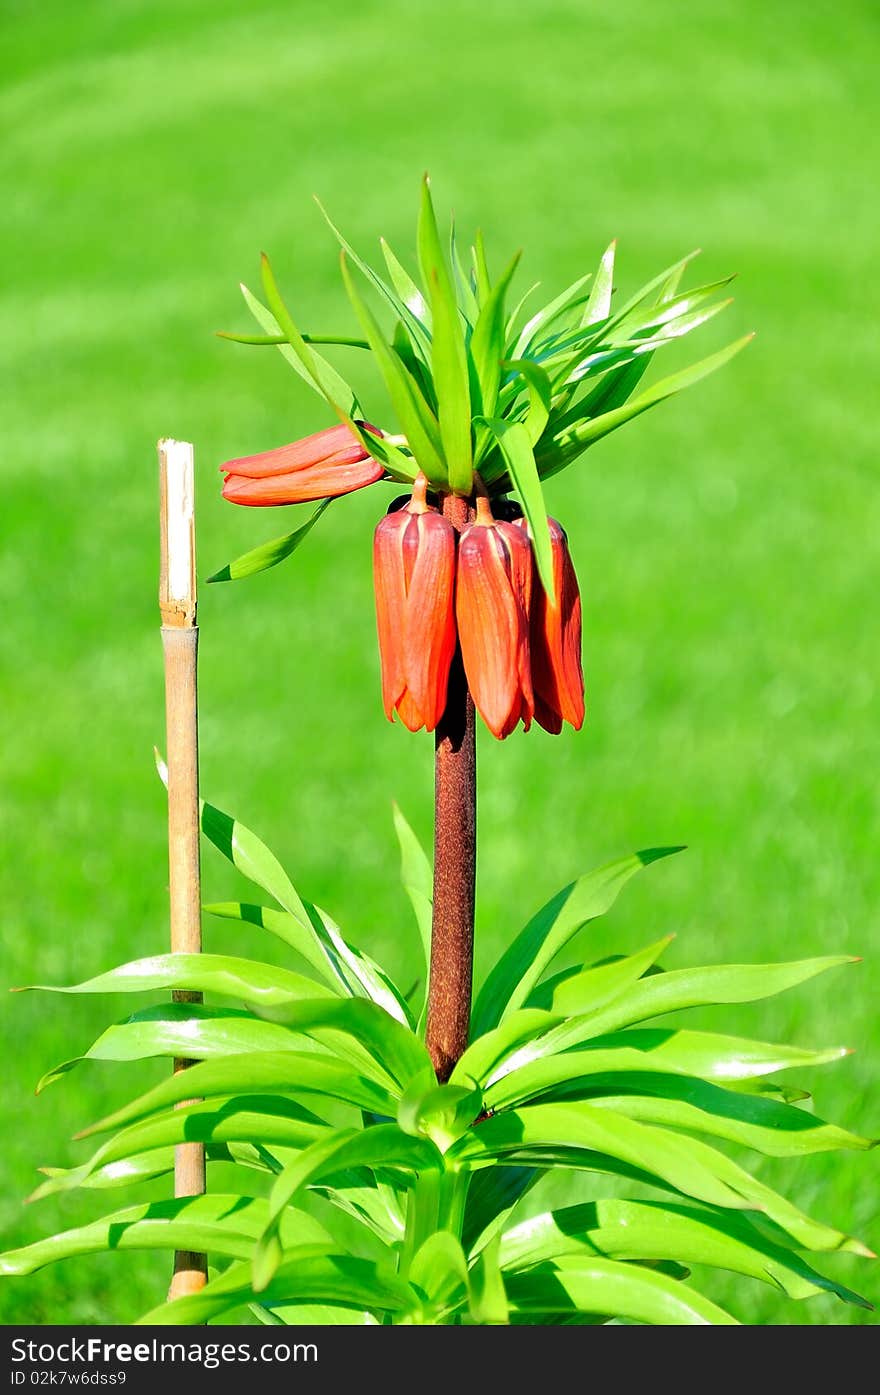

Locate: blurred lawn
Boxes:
[1,0,877,1325]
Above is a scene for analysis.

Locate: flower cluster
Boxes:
[220,424,584,740]
[376,479,583,739]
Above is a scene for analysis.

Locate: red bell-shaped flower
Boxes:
[519,516,585,733]
[221,422,384,505]
[373,476,457,733]
[457,497,534,740]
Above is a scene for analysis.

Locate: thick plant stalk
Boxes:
[158,439,208,1298]
[426,493,476,1082]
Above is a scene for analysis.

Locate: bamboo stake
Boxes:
[158,438,208,1299]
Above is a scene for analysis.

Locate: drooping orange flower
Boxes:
[518,516,584,734]
[456,497,534,739]
[373,475,457,733]
[221,422,384,505]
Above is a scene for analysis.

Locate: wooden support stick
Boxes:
[158,438,208,1299]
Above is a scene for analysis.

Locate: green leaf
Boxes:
[0,1196,329,1277]
[506,1255,736,1324]
[380,238,430,325]
[482,419,554,599]
[240,281,357,414]
[417,177,472,493]
[40,997,425,1093]
[526,936,673,1015]
[454,1102,754,1212]
[30,1096,329,1201]
[551,954,860,1044]
[168,771,412,1023]
[36,1004,324,1092]
[206,501,331,584]
[217,331,370,349]
[410,1231,469,1317]
[316,198,432,361]
[453,1102,867,1253]
[587,1081,875,1158]
[255,1126,441,1290]
[340,252,447,486]
[497,1198,870,1308]
[503,359,552,447]
[512,272,594,357]
[608,275,735,344]
[449,220,480,326]
[391,803,433,1008]
[78,1052,399,1141]
[203,902,340,989]
[17,952,334,1013]
[306,900,415,1029]
[604,249,701,328]
[493,955,858,1072]
[462,1166,538,1255]
[472,230,492,307]
[460,936,673,1089]
[137,1249,415,1325]
[539,335,753,477]
[470,848,683,1038]
[484,1029,852,1106]
[35,1148,179,1194]
[581,241,615,325]
[468,1236,510,1323]
[398,1072,483,1151]
[470,252,521,420]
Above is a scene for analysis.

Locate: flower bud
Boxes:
[373,476,457,733]
[221,422,384,505]
[457,497,534,739]
[518,516,584,733]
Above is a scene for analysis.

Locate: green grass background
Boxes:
[1,0,877,1324]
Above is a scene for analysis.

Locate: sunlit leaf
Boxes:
[206,501,331,584]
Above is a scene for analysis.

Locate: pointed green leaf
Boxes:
[315,198,432,360]
[484,1030,852,1108]
[482,419,554,598]
[540,335,753,477]
[417,178,472,493]
[588,1083,875,1158]
[410,1231,469,1316]
[391,804,433,981]
[380,238,430,325]
[30,1096,329,1201]
[17,952,334,1012]
[453,1102,867,1253]
[581,240,615,325]
[506,1255,736,1324]
[497,1198,870,1308]
[469,252,521,420]
[79,1052,398,1141]
[340,252,447,485]
[206,501,331,584]
[0,1196,329,1277]
[526,936,673,1015]
[137,1249,415,1325]
[240,280,357,414]
[470,848,683,1038]
[255,1126,441,1290]
[513,272,594,358]
[553,954,860,1044]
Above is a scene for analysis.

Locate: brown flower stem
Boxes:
[426,492,476,1082]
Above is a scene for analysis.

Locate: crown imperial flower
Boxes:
[373,475,457,733]
[456,496,534,740]
[220,422,384,505]
[517,516,585,734]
